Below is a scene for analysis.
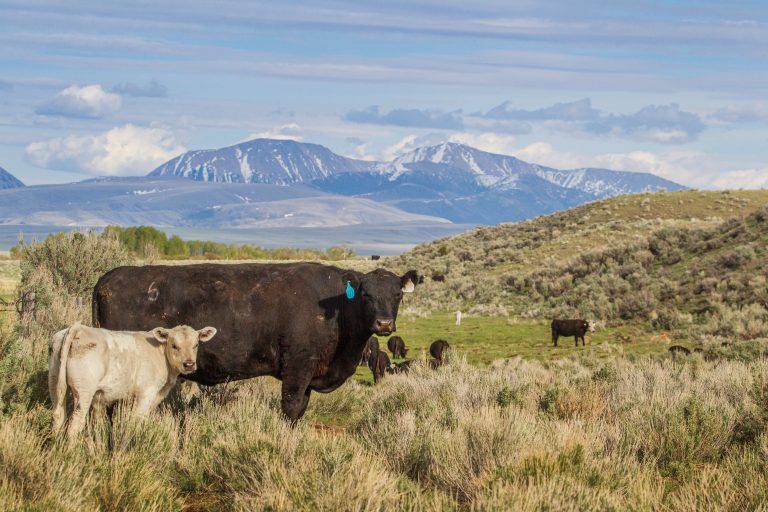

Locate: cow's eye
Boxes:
[172,344,179,350]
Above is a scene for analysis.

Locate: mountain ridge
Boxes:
[148,138,684,224]
[0,166,25,189]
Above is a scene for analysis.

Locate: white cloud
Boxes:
[708,168,768,189]
[35,84,122,119]
[246,123,303,141]
[511,142,587,169]
[26,124,186,176]
[592,150,768,189]
[446,132,518,155]
[347,141,377,161]
[381,134,441,161]
[711,102,768,123]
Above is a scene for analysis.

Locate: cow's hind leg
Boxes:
[49,364,66,433]
[552,332,558,347]
[66,386,96,440]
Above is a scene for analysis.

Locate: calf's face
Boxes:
[357,269,420,335]
[152,325,217,374]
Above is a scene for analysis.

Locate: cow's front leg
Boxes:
[281,371,313,424]
[133,390,161,418]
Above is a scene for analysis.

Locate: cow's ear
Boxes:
[344,274,361,296]
[401,270,420,293]
[152,327,169,343]
[198,326,217,342]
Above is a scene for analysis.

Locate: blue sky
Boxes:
[1,0,766,187]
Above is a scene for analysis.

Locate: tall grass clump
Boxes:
[1,231,131,416]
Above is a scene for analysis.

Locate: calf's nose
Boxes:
[183,361,196,370]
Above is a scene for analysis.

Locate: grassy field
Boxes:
[3,202,768,510]
[351,312,681,384]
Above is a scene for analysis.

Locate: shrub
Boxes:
[18,231,130,306]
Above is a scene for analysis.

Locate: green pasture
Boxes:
[351,311,682,384]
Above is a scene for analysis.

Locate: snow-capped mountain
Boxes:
[148,138,684,224]
[381,142,683,197]
[149,138,375,184]
[0,166,25,189]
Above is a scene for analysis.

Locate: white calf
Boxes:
[49,322,216,438]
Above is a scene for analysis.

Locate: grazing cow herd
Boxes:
[361,336,450,383]
[46,260,695,437]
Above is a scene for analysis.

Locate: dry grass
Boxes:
[3,199,768,510]
[3,326,768,511]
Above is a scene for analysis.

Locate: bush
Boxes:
[18,231,130,302]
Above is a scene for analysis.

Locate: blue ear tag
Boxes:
[345,281,355,300]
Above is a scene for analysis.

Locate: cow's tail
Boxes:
[55,321,81,415]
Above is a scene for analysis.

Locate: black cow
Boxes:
[428,358,442,370]
[551,319,590,347]
[668,345,691,355]
[371,255,381,261]
[93,262,420,422]
[431,274,446,282]
[387,336,408,358]
[429,339,450,362]
[387,359,415,375]
[360,336,379,366]
[368,349,390,383]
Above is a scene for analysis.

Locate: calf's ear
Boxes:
[152,327,169,343]
[400,270,420,293]
[198,326,217,342]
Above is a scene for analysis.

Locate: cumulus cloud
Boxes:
[346,105,463,129]
[245,123,303,141]
[479,98,600,121]
[35,84,122,119]
[475,98,705,143]
[345,137,377,161]
[111,80,168,97]
[511,142,588,169]
[381,134,445,161]
[592,150,746,189]
[25,124,186,176]
[445,132,519,156]
[711,102,768,123]
[586,103,705,144]
[710,168,768,189]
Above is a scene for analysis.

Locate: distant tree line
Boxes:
[12,226,356,261]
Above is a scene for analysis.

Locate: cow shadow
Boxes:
[318,295,344,321]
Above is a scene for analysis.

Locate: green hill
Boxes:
[387,189,768,340]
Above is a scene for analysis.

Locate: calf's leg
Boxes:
[67,386,96,439]
[49,366,66,433]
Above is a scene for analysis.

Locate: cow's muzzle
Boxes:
[373,318,395,336]
[182,361,196,373]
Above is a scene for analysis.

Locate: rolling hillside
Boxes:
[388,189,768,339]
